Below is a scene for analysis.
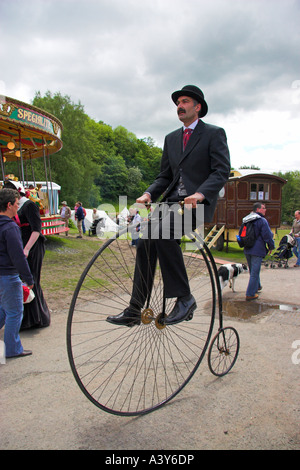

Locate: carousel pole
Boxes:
[42,139,51,215]
[29,153,36,186]
[0,149,6,182]
[24,158,29,186]
[18,130,25,185]
[47,149,55,214]
[17,159,21,183]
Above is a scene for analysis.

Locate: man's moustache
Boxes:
[177,108,186,115]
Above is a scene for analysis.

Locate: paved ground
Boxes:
[1,261,299,450]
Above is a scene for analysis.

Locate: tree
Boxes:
[97,154,129,201]
[274,171,300,224]
[127,166,145,199]
[32,91,101,207]
[239,165,261,170]
[135,138,161,183]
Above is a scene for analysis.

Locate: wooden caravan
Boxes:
[205,169,287,251]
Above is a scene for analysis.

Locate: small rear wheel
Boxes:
[207,327,240,377]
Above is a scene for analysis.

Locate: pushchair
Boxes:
[263,234,295,268]
[88,218,105,237]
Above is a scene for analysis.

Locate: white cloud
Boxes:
[220,107,300,172]
[0,0,299,171]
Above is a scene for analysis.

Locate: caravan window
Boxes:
[250,183,257,200]
[250,182,270,201]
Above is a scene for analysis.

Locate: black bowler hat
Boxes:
[171,85,208,117]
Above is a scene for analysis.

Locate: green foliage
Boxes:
[5,91,162,208]
[30,91,102,206]
[239,164,260,170]
[274,171,300,224]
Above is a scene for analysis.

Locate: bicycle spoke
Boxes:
[67,226,216,415]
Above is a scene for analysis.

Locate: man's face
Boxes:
[176,96,201,126]
[295,211,300,220]
[7,198,19,218]
[257,205,266,215]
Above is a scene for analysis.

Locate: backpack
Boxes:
[237,220,256,248]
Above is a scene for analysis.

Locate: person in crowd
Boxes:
[75,201,84,238]
[59,201,71,236]
[92,208,100,221]
[131,209,142,246]
[82,206,86,234]
[243,202,275,300]
[0,188,34,357]
[107,84,231,327]
[290,209,300,267]
[4,180,50,329]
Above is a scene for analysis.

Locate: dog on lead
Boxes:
[218,263,248,292]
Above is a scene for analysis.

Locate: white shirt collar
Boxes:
[18,196,28,210]
[184,118,199,131]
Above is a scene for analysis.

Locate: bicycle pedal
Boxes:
[185,304,197,321]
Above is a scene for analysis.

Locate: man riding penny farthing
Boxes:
[67,85,238,416]
[106,85,231,328]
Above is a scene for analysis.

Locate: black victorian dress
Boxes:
[17,199,50,329]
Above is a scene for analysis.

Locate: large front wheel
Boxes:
[67,227,216,416]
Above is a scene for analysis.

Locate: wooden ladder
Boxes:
[204,225,225,249]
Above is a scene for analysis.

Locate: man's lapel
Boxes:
[179,120,205,164]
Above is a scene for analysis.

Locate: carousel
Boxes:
[0,95,67,235]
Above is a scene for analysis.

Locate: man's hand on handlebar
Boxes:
[136,194,151,205]
[184,192,205,209]
[135,192,205,209]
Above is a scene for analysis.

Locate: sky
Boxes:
[0,0,300,173]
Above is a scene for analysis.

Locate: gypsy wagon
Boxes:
[205,169,287,251]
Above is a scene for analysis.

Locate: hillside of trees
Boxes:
[4,91,300,223]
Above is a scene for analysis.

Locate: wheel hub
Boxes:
[141,308,153,324]
[141,308,166,329]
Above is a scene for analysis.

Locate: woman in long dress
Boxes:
[18,196,50,329]
[4,180,50,329]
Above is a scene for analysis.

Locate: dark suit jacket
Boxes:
[146,120,231,222]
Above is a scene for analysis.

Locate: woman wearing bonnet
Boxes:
[4,180,50,329]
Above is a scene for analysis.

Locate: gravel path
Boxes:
[1,263,299,450]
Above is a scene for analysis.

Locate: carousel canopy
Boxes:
[0,96,63,162]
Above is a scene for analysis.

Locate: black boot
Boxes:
[106,306,141,327]
[165,295,197,325]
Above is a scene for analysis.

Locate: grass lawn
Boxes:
[42,228,105,299]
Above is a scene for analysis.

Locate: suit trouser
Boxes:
[130,204,199,308]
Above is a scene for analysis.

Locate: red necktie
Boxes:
[183,128,192,149]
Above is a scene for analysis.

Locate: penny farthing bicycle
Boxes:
[67,204,240,416]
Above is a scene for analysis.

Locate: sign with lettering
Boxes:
[0,96,62,138]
